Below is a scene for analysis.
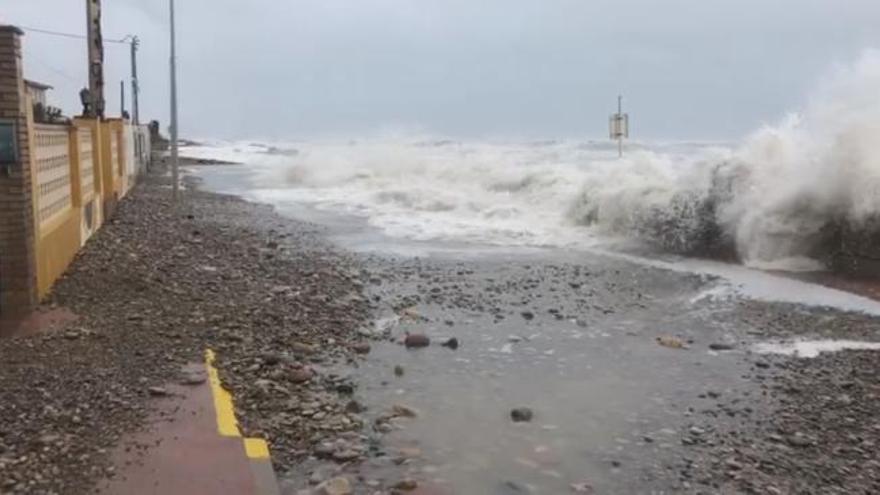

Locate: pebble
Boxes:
[314,477,352,495]
[309,470,324,485]
[709,343,736,351]
[261,352,282,365]
[335,383,355,395]
[498,480,531,493]
[291,342,317,355]
[344,400,364,414]
[570,482,593,493]
[398,447,422,458]
[511,407,534,422]
[290,368,314,384]
[392,404,419,418]
[393,479,419,491]
[147,386,169,397]
[404,334,430,348]
[314,443,335,458]
[787,433,814,448]
[179,373,207,386]
[656,336,685,349]
[332,449,360,462]
[351,342,371,354]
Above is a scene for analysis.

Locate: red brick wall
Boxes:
[0,25,38,318]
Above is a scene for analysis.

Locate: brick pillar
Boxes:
[0,25,38,319]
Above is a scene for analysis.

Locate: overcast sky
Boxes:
[2,0,879,141]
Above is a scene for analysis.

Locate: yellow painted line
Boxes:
[204,349,241,437]
[205,349,274,461]
[244,438,271,460]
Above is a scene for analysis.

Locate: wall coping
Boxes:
[0,25,24,36]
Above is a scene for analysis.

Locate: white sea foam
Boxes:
[753,340,880,358]
[189,50,880,274]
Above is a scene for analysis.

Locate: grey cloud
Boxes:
[3,0,880,140]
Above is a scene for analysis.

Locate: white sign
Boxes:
[609,113,629,139]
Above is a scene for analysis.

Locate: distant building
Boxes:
[25,79,65,124]
[24,79,52,106]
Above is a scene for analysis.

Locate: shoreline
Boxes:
[180,149,880,310]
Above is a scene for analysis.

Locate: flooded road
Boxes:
[281,250,780,494]
[191,163,880,494]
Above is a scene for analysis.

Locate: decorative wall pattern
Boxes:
[33,124,71,225]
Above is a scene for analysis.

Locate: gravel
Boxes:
[0,157,372,494]
[675,349,880,494]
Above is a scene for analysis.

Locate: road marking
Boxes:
[205,349,240,437]
[205,349,272,460]
[244,438,271,460]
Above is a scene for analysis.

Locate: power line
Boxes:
[30,54,80,83]
[19,25,131,44]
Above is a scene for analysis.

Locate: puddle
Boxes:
[300,258,756,494]
[752,339,880,358]
[591,249,880,316]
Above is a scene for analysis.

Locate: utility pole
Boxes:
[130,36,140,124]
[169,0,179,201]
[85,0,105,118]
[617,95,623,157]
[120,80,125,116]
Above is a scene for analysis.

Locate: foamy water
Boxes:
[185,49,880,273]
[753,340,880,358]
[184,138,727,249]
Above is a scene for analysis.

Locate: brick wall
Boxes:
[0,25,38,318]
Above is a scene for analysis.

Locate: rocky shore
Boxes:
[674,302,880,494]
[0,157,373,494]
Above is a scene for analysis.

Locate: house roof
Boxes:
[24,79,53,91]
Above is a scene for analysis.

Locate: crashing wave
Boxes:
[211,49,880,272]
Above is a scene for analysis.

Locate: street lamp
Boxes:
[169,0,179,201]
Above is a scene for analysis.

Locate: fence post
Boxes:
[69,124,82,208]
[99,121,116,218]
[0,25,38,319]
